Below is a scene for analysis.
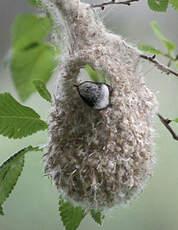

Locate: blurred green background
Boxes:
[0,0,178,230]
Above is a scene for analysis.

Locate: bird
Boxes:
[74,81,112,110]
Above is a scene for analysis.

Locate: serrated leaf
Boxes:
[173,118,178,123]
[0,146,41,211]
[138,45,162,54]
[151,21,176,51]
[28,0,42,7]
[0,93,48,139]
[148,0,168,12]
[0,206,4,215]
[12,14,52,51]
[11,43,58,101]
[90,209,105,225]
[59,196,86,230]
[169,0,178,10]
[33,80,52,102]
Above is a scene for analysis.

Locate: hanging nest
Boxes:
[43,0,158,209]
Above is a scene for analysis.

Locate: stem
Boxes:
[140,54,178,78]
[158,113,178,141]
[92,0,139,8]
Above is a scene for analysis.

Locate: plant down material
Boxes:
[43,0,158,209]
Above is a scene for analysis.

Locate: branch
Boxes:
[157,113,178,141]
[140,54,178,78]
[92,0,139,9]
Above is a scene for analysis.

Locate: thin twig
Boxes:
[92,0,139,8]
[140,54,178,78]
[157,113,178,141]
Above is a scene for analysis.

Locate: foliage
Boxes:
[138,45,163,55]
[28,0,42,7]
[58,196,104,230]
[90,209,105,225]
[11,14,59,101]
[0,0,177,230]
[33,80,52,103]
[173,118,178,123]
[85,64,109,84]
[12,14,52,51]
[0,146,42,215]
[139,21,178,70]
[0,93,48,139]
[59,196,86,230]
[148,0,178,11]
[169,0,178,10]
[148,0,169,12]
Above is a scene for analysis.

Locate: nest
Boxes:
[43,0,158,210]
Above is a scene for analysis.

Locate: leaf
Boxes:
[162,40,176,51]
[85,65,109,83]
[169,0,178,10]
[148,0,168,12]
[85,65,99,82]
[33,80,52,103]
[0,93,48,139]
[0,206,4,215]
[173,118,178,123]
[0,146,41,212]
[97,70,110,84]
[59,196,86,230]
[28,0,42,7]
[11,43,59,101]
[151,21,167,40]
[138,45,163,54]
[151,21,176,51]
[90,209,105,225]
[12,14,52,51]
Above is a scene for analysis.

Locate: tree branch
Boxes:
[91,0,139,9]
[157,113,178,141]
[140,54,178,78]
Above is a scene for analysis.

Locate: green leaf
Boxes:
[12,14,52,51]
[85,65,109,83]
[0,93,48,139]
[28,0,42,7]
[97,70,110,84]
[138,45,163,54]
[0,206,4,215]
[151,21,176,51]
[59,196,86,230]
[0,146,41,212]
[148,0,168,12]
[162,40,176,51]
[33,80,52,103]
[11,43,58,101]
[151,21,167,41]
[90,209,105,225]
[173,118,178,123]
[169,0,178,10]
[85,64,99,82]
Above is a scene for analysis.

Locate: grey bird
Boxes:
[74,81,112,110]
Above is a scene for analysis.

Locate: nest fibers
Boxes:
[44,0,158,210]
